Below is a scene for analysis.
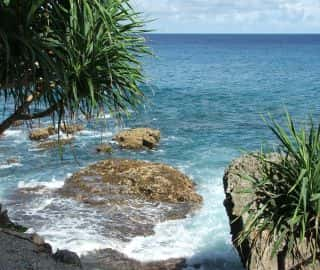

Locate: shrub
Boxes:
[238,112,320,265]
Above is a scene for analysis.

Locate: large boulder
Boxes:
[60,159,202,205]
[58,159,202,238]
[113,128,160,149]
[223,154,320,270]
[29,127,57,141]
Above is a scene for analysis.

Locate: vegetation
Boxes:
[0,0,149,133]
[239,113,320,265]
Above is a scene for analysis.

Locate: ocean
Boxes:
[1,34,320,269]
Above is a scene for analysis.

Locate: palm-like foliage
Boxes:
[0,0,150,132]
[238,113,320,266]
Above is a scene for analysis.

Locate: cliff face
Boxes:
[223,154,319,270]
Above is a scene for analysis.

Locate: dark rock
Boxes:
[53,250,82,267]
[96,143,113,153]
[0,229,82,270]
[113,128,160,149]
[82,248,186,270]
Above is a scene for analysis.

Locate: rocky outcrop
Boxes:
[113,128,160,149]
[60,124,84,135]
[223,154,320,270]
[0,203,82,270]
[29,124,83,141]
[82,249,186,270]
[29,126,57,140]
[96,143,113,153]
[60,159,202,205]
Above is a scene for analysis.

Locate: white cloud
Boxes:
[131,0,320,33]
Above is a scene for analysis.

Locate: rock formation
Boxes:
[113,128,160,149]
[223,154,320,270]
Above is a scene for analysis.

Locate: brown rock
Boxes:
[37,138,74,149]
[12,120,24,127]
[223,153,320,270]
[60,159,202,205]
[29,126,56,141]
[96,143,113,153]
[60,124,83,135]
[114,128,160,149]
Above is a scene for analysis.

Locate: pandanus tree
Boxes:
[0,0,149,133]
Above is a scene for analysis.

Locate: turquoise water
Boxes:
[1,34,320,269]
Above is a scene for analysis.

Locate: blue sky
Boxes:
[132,0,320,33]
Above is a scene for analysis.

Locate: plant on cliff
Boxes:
[238,113,320,266]
[0,0,149,133]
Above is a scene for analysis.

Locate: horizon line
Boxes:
[146,32,320,35]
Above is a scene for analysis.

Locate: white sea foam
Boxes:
[18,177,64,190]
[0,162,22,169]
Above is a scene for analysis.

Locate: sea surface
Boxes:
[1,34,320,270]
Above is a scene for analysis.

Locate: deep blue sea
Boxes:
[1,34,320,270]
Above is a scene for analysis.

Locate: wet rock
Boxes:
[82,248,186,270]
[114,128,160,149]
[53,250,82,267]
[6,158,19,164]
[59,159,202,205]
[96,143,113,153]
[37,138,74,149]
[60,124,84,135]
[29,126,56,141]
[0,229,82,270]
[0,204,81,270]
[223,153,320,270]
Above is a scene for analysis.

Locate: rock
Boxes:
[0,229,82,270]
[0,205,81,270]
[60,124,84,134]
[59,159,202,204]
[6,158,19,164]
[53,250,82,267]
[12,120,24,127]
[82,248,186,270]
[37,138,74,149]
[113,128,160,149]
[96,143,113,153]
[223,153,320,270]
[29,126,56,141]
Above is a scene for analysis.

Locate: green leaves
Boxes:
[239,113,320,266]
[0,0,150,129]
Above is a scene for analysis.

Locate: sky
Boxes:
[132,0,320,33]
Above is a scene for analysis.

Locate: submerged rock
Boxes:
[96,143,113,153]
[29,126,57,141]
[37,138,74,149]
[82,249,186,270]
[113,128,160,149]
[58,159,202,238]
[223,154,320,270]
[60,159,202,205]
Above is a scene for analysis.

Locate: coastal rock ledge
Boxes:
[223,154,320,270]
[60,159,202,205]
